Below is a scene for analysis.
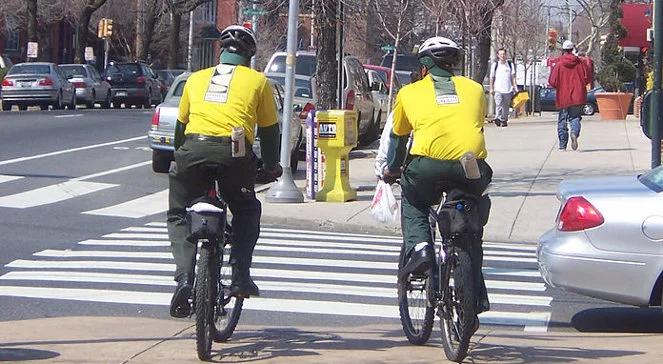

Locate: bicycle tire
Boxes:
[213,244,244,343]
[440,247,477,363]
[195,242,217,361]
[397,244,434,345]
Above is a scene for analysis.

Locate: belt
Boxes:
[185,134,232,143]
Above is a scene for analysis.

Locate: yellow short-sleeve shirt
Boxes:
[178,65,278,143]
[392,74,488,160]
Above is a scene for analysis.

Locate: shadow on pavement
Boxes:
[207,327,408,363]
[571,307,663,333]
[579,148,636,153]
[0,348,60,361]
[467,341,643,364]
[0,336,190,347]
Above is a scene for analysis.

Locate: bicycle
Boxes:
[398,190,484,363]
[186,172,244,361]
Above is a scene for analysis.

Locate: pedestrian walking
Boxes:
[489,48,517,127]
[548,40,591,151]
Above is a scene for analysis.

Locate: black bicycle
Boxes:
[187,176,244,361]
[398,192,482,363]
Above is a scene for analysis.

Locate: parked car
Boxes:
[538,167,663,310]
[363,64,402,93]
[1,62,76,111]
[539,86,607,116]
[155,69,186,88]
[265,72,316,122]
[104,61,162,109]
[365,69,390,129]
[60,64,112,109]
[265,52,378,145]
[148,73,303,174]
[380,52,420,86]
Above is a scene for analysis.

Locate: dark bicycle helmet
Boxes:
[219,25,257,59]
[417,36,462,70]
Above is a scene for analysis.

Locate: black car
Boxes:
[539,86,600,115]
[103,62,162,109]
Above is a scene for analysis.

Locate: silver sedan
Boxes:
[1,62,76,111]
[538,167,663,309]
[60,64,112,109]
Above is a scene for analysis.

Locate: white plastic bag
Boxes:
[369,180,399,224]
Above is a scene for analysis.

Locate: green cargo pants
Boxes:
[167,136,261,281]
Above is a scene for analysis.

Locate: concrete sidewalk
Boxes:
[1,316,661,363]
[260,113,653,243]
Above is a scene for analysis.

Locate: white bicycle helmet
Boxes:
[220,25,257,58]
[417,36,462,69]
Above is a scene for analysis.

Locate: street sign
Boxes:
[84,47,94,61]
[381,45,395,52]
[244,7,268,16]
[27,42,38,58]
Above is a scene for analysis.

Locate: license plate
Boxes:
[20,82,31,88]
[116,91,127,97]
[160,137,171,144]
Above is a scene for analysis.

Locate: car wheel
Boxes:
[39,103,49,111]
[86,92,96,109]
[18,104,28,111]
[359,114,379,146]
[101,92,111,109]
[1,102,11,111]
[152,150,172,173]
[68,94,77,110]
[582,103,596,116]
[113,101,122,109]
[53,93,63,110]
[143,91,152,109]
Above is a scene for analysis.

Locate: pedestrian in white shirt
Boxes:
[489,48,517,127]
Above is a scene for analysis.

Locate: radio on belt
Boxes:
[314,110,358,202]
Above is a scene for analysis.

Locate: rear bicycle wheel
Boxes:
[213,240,244,342]
[440,248,477,363]
[397,244,434,345]
[195,242,217,361]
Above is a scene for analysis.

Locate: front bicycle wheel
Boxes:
[440,248,477,363]
[195,242,217,361]
[397,244,434,345]
[214,242,244,342]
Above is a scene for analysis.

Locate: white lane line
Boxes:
[259,227,402,241]
[145,222,167,227]
[82,189,168,218]
[483,242,537,252]
[72,160,151,181]
[6,260,545,291]
[0,285,549,329]
[0,271,552,306]
[78,239,171,247]
[524,312,552,332]
[0,175,23,184]
[0,136,145,166]
[54,114,84,118]
[258,232,402,244]
[103,233,168,239]
[0,181,118,208]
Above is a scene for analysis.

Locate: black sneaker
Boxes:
[170,274,192,318]
[570,133,578,150]
[494,119,502,127]
[399,243,433,279]
[501,120,508,127]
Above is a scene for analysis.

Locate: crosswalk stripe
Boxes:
[0,271,552,306]
[103,233,168,239]
[0,175,23,184]
[72,161,152,182]
[0,181,118,208]
[82,190,168,218]
[7,259,545,291]
[79,239,170,247]
[0,285,550,329]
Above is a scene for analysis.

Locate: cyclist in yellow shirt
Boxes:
[383,36,493,317]
[168,25,282,318]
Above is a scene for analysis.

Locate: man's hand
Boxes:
[382,167,401,185]
[264,164,283,181]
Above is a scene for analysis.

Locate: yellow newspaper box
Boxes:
[315,110,358,202]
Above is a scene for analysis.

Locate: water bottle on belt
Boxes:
[231,127,246,158]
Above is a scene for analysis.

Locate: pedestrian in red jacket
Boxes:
[548,40,591,151]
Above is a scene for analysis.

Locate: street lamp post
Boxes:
[266,0,305,203]
[651,0,662,168]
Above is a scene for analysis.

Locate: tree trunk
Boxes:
[75,8,94,63]
[313,0,338,110]
[136,0,145,60]
[27,0,38,42]
[142,0,159,62]
[168,11,182,69]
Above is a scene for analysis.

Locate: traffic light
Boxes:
[105,19,113,37]
[547,28,558,50]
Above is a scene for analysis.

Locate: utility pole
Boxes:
[310,0,315,49]
[250,1,259,69]
[136,0,144,60]
[567,0,573,41]
[337,0,345,109]
[187,11,194,71]
[266,0,305,203]
[545,6,551,58]
[651,0,662,168]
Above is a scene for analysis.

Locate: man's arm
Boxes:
[375,111,394,178]
[174,80,191,150]
[256,79,280,166]
[548,65,559,89]
[384,93,411,181]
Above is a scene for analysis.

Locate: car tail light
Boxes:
[151,108,161,127]
[72,81,87,88]
[299,102,315,120]
[136,76,146,85]
[39,77,54,86]
[345,90,355,110]
[557,196,604,232]
[1,79,13,87]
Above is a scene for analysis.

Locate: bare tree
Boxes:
[313,0,337,110]
[499,0,546,83]
[573,0,610,56]
[72,0,109,63]
[163,0,212,68]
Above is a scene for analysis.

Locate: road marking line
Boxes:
[103,233,168,239]
[72,161,151,181]
[54,114,84,118]
[7,259,545,291]
[0,181,117,208]
[78,239,171,247]
[82,190,168,218]
[0,175,23,184]
[0,271,551,306]
[0,136,145,166]
[524,311,552,332]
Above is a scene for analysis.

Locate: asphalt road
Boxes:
[0,108,655,336]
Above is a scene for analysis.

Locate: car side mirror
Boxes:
[292,104,303,113]
[66,75,74,79]
[371,82,381,92]
[640,90,660,140]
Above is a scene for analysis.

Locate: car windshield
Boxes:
[639,166,663,193]
[267,76,312,99]
[380,53,420,72]
[9,64,50,75]
[107,63,140,75]
[61,66,88,78]
[172,80,186,97]
[267,55,317,76]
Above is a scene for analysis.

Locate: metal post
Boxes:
[545,6,551,58]
[651,0,662,168]
[266,0,305,203]
[310,0,315,49]
[187,11,194,71]
[337,1,345,109]
[104,38,109,70]
[250,2,259,69]
[567,0,573,41]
